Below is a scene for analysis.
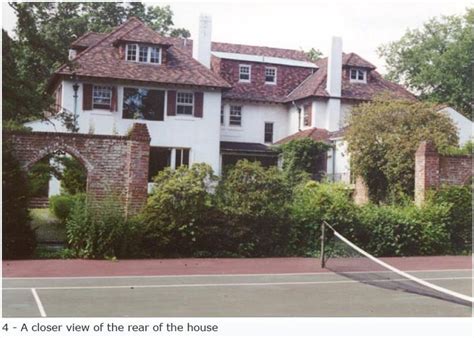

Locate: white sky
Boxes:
[2,0,472,74]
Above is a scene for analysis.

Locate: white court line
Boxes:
[5,276,472,291]
[31,288,47,317]
[3,269,471,280]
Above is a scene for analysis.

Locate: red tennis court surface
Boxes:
[3,256,471,278]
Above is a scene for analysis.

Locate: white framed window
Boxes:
[92,85,112,109]
[176,92,194,115]
[229,105,242,126]
[265,67,277,84]
[350,68,367,83]
[239,65,251,82]
[264,122,273,143]
[175,148,190,167]
[126,44,161,64]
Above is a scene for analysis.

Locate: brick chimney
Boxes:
[196,14,212,68]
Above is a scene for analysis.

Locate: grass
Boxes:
[30,208,66,243]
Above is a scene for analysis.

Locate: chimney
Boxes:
[326,36,342,97]
[196,14,212,68]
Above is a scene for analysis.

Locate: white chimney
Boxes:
[68,49,77,60]
[197,14,212,68]
[326,36,342,97]
[326,37,343,132]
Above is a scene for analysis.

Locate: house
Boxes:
[27,15,419,195]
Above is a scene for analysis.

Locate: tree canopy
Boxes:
[345,95,458,203]
[4,2,190,125]
[378,8,473,119]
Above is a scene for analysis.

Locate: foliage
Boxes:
[215,160,292,256]
[440,140,473,156]
[57,156,87,194]
[7,2,190,124]
[378,8,474,119]
[355,203,451,256]
[276,138,331,187]
[49,194,85,222]
[345,95,458,202]
[289,181,358,256]
[65,194,144,259]
[428,185,472,253]
[2,141,36,259]
[140,164,217,257]
[27,156,58,197]
[305,47,323,62]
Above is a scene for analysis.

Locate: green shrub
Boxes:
[356,203,450,256]
[289,181,358,256]
[140,163,217,257]
[215,160,292,257]
[66,195,144,258]
[49,194,85,222]
[428,185,472,253]
[2,141,36,258]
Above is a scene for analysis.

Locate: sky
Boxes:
[2,0,471,74]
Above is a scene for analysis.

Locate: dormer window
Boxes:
[350,68,367,83]
[265,67,277,84]
[239,65,251,82]
[126,44,162,64]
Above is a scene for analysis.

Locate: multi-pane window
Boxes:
[229,106,242,126]
[220,105,225,125]
[148,147,171,182]
[122,87,165,121]
[265,67,277,84]
[350,68,366,82]
[176,92,194,115]
[92,85,112,109]
[126,44,161,64]
[175,148,190,168]
[264,122,274,143]
[239,65,251,82]
[150,47,160,63]
[303,104,311,126]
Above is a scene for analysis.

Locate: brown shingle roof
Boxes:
[57,18,230,89]
[71,32,107,48]
[286,54,416,102]
[212,42,310,61]
[275,128,331,144]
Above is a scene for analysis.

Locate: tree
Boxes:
[6,2,190,124]
[378,8,474,119]
[305,47,323,62]
[345,95,458,203]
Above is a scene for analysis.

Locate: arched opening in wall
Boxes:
[26,150,88,245]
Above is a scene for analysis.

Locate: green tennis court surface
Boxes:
[3,269,472,317]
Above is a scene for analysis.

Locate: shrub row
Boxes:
[62,160,471,259]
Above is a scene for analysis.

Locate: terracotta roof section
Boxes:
[286,54,416,102]
[275,128,331,144]
[56,18,230,89]
[165,37,193,56]
[220,141,276,154]
[71,32,107,48]
[212,42,310,61]
[115,21,171,46]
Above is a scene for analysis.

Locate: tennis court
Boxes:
[3,256,472,317]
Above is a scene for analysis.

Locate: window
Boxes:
[92,85,112,109]
[229,106,242,126]
[123,87,165,121]
[176,92,194,115]
[126,44,161,64]
[264,122,273,143]
[303,104,312,127]
[265,67,277,84]
[350,68,366,83]
[220,105,225,125]
[148,147,171,182]
[175,148,190,168]
[239,65,251,82]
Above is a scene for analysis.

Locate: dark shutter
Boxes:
[83,84,93,111]
[167,90,176,116]
[194,92,203,118]
[110,86,117,112]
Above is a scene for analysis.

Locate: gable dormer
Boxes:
[342,53,376,84]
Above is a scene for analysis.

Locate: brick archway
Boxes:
[4,123,151,215]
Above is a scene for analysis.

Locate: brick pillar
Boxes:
[415,141,439,206]
[125,123,151,216]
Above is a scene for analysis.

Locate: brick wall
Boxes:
[4,123,150,216]
[415,141,472,205]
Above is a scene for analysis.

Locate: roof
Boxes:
[71,32,107,48]
[212,42,310,61]
[220,141,276,154]
[275,128,331,144]
[57,18,230,89]
[286,54,416,102]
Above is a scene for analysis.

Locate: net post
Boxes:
[320,221,325,268]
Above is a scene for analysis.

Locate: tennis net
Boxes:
[321,221,473,307]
